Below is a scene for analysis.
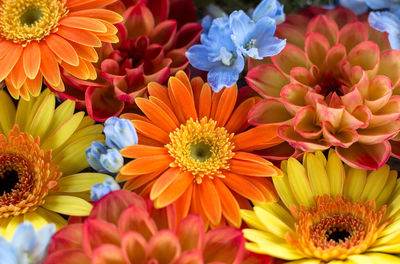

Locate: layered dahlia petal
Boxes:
[246,6,400,169]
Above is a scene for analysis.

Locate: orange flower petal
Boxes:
[0,42,22,81]
[69,9,123,24]
[154,171,193,208]
[224,97,257,133]
[46,34,79,66]
[24,73,43,97]
[23,42,41,79]
[198,178,222,225]
[69,42,98,62]
[232,124,282,151]
[121,145,168,158]
[148,82,173,109]
[61,58,90,80]
[57,26,101,47]
[191,77,204,112]
[149,96,180,126]
[150,168,181,200]
[229,155,279,177]
[222,171,266,203]
[214,179,241,227]
[173,183,193,227]
[10,56,26,89]
[213,85,238,127]
[120,155,172,176]
[39,42,61,86]
[168,77,197,121]
[67,0,119,11]
[198,83,212,118]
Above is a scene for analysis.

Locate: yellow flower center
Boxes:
[0,125,60,218]
[287,195,390,262]
[166,117,235,184]
[0,0,67,44]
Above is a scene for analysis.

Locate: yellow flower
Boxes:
[241,150,400,263]
[0,89,111,239]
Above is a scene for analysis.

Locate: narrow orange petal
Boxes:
[150,168,181,200]
[149,96,180,126]
[191,185,209,227]
[18,84,29,100]
[135,98,178,133]
[210,89,223,118]
[5,78,20,99]
[69,9,123,24]
[121,170,163,190]
[67,0,118,10]
[121,145,168,159]
[154,171,193,208]
[120,155,172,176]
[96,33,119,43]
[250,177,278,202]
[24,73,43,97]
[137,134,164,147]
[10,56,26,89]
[213,85,238,127]
[23,42,41,79]
[61,57,90,80]
[230,157,279,177]
[224,97,257,133]
[232,124,283,151]
[45,34,79,66]
[121,113,151,123]
[39,42,60,86]
[57,26,101,47]
[168,77,197,121]
[147,82,172,109]
[0,42,22,81]
[214,179,241,227]
[173,183,193,226]
[175,71,193,96]
[198,178,222,225]
[191,77,204,112]
[222,171,266,203]
[198,83,212,118]
[85,59,97,79]
[60,17,107,33]
[69,42,98,62]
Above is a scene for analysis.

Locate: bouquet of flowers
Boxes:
[0,0,400,263]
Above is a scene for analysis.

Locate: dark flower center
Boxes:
[20,7,43,26]
[316,73,345,97]
[326,227,351,243]
[0,169,19,194]
[190,142,212,162]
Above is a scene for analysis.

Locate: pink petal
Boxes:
[358,121,400,144]
[150,20,177,50]
[252,142,297,161]
[336,142,391,169]
[91,244,125,264]
[44,249,90,264]
[306,14,339,46]
[248,99,293,126]
[325,44,346,75]
[377,50,400,88]
[118,205,158,241]
[173,249,203,264]
[82,219,120,256]
[280,84,308,113]
[305,32,330,66]
[348,41,380,71]
[315,102,344,129]
[340,86,363,113]
[321,121,359,148]
[48,224,83,253]
[278,125,330,151]
[369,97,400,127]
[121,231,148,264]
[293,106,322,139]
[89,190,147,226]
[326,6,357,28]
[246,64,289,98]
[289,67,316,87]
[124,4,155,39]
[339,22,368,52]
[148,230,181,264]
[364,76,393,113]
[271,43,310,76]
[275,22,306,49]
[203,227,245,264]
[147,0,169,24]
[176,214,205,252]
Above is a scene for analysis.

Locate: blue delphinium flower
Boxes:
[339,0,368,14]
[252,0,285,23]
[0,222,55,264]
[86,142,124,174]
[186,0,286,92]
[369,11,400,49]
[86,141,109,173]
[339,0,400,14]
[100,149,124,173]
[91,177,121,201]
[103,117,138,150]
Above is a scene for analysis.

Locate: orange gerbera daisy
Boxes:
[0,0,122,100]
[117,71,283,228]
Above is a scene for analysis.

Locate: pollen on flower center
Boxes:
[0,0,67,44]
[166,117,235,184]
[0,154,32,195]
[288,195,391,262]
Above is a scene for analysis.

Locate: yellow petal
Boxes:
[360,165,390,202]
[364,253,400,263]
[42,195,93,216]
[287,157,315,208]
[0,90,16,133]
[14,96,34,131]
[376,170,397,208]
[27,92,55,138]
[35,207,67,230]
[3,215,24,240]
[57,173,110,192]
[343,168,367,202]
[273,170,298,209]
[306,153,330,196]
[326,149,344,196]
[23,210,50,230]
[254,206,293,238]
[347,255,373,264]
[240,209,268,231]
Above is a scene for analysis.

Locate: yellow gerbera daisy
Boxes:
[241,150,400,263]
[0,89,111,239]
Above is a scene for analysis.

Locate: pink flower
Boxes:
[44,190,270,264]
[246,6,400,169]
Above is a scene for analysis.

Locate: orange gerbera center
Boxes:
[0,0,67,44]
[166,117,235,184]
[0,125,60,218]
[287,195,390,262]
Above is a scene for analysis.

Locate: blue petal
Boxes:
[229,10,255,47]
[100,149,124,173]
[203,16,235,51]
[369,11,400,49]
[207,54,244,92]
[30,224,56,263]
[0,238,18,264]
[252,0,285,23]
[186,45,218,71]
[366,0,391,9]
[104,117,138,150]
[86,142,108,173]
[339,0,368,15]
[91,177,121,201]
[12,222,36,253]
[257,37,287,58]
[201,15,213,36]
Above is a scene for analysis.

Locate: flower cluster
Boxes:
[186,0,286,92]
[0,0,399,263]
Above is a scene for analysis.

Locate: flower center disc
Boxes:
[0,0,67,43]
[166,117,235,184]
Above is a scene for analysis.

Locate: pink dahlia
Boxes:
[246,6,400,169]
[53,0,202,121]
[44,190,271,264]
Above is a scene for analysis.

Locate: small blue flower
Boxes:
[104,117,138,150]
[86,141,108,173]
[230,10,286,60]
[252,0,285,24]
[369,11,400,49]
[100,148,124,173]
[0,222,55,264]
[91,177,121,201]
